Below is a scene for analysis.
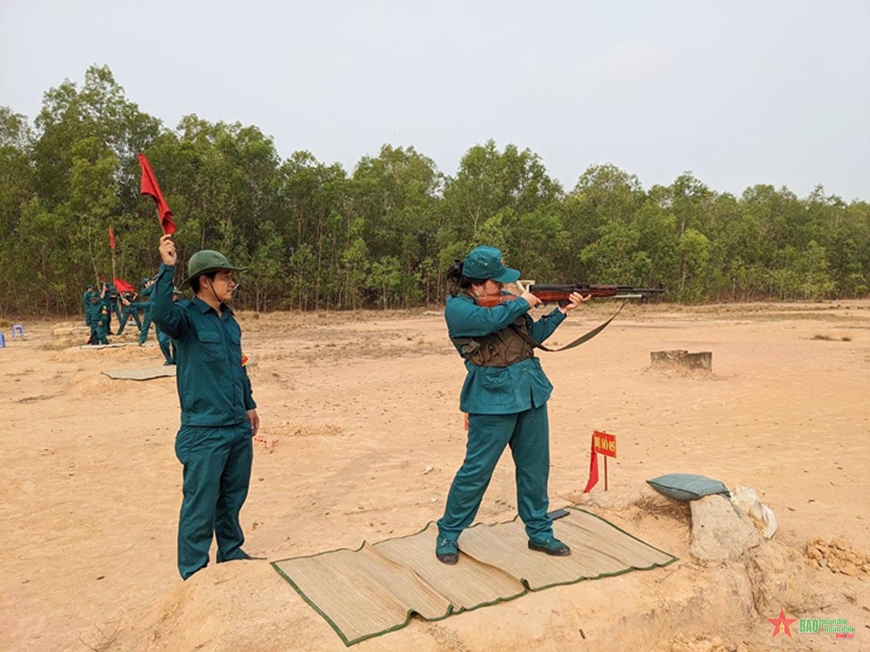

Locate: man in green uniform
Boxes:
[107,281,123,329]
[88,295,110,345]
[138,277,154,345]
[435,246,588,565]
[151,234,260,580]
[82,284,97,327]
[116,292,142,335]
[99,281,120,334]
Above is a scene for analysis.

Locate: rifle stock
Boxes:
[476,284,664,308]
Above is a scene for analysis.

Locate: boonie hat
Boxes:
[462,246,520,284]
[179,250,247,290]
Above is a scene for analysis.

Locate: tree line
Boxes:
[1,65,868,317]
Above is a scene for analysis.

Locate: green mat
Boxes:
[272,507,677,646]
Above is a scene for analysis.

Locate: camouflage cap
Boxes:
[179,250,246,290]
[462,246,520,283]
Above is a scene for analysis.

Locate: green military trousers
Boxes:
[110,300,123,328]
[175,422,253,580]
[91,322,109,345]
[156,326,175,364]
[139,309,152,344]
[438,404,554,544]
[117,307,142,335]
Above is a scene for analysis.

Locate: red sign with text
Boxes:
[593,431,617,458]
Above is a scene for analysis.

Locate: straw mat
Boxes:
[272,507,676,646]
[102,366,176,380]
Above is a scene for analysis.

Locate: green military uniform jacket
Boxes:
[445,293,566,415]
[150,264,255,427]
[83,290,99,322]
[85,299,103,325]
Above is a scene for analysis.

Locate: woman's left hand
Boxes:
[558,292,592,314]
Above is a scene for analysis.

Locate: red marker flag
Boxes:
[138,153,176,235]
[114,278,135,293]
[583,434,600,493]
[108,224,116,250]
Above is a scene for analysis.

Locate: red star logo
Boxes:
[767,608,798,637]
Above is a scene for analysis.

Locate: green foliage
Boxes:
[1,65,868,316]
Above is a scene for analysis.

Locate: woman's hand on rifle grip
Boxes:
[520,290,541,309]
[558,292,591,314]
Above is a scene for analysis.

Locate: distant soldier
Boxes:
[99,281,119,334]
[82,284,98,327]
[138,277,155,345]
[88,295,110,345]
[156,287,182,364]
[116,292,142,335]
[85,284,107,344]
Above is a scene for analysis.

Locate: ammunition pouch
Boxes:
[451,317,536,367]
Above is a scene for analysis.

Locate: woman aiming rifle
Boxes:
[435,246,590,565]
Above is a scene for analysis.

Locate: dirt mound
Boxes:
[112,483,846,652]
[64,370,118,397]
[114,537,833,652]
[806,538,870,577]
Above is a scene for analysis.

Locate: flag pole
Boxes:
[110,223,117,285]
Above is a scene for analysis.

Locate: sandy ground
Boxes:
[1,300,869,652]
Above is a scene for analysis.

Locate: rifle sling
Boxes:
[513,299,628,353]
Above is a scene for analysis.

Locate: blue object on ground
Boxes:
[646,473,731,501]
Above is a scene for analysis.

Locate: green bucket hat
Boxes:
[462,246,520,283]
[179,250,247,290]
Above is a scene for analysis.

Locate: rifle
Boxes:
[476,283,664,308]
[473,283,664,351]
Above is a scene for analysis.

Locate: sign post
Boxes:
[592,430,617,491]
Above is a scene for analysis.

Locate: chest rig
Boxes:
[450,294,537,367]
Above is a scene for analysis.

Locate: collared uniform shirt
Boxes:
[151,264,256,427]
[445,293,566,415]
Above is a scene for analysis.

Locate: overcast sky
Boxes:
[1,0,868,200]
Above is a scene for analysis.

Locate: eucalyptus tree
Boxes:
[440,140,564,284]
[350,144,442,306]
[0,107,35,314]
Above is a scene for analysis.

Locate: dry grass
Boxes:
[810,334,852,342]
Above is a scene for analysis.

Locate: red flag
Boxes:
[114,278,135,293]
[108,224,116,250]
[138,153,176,235]
[582,434,599,493]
